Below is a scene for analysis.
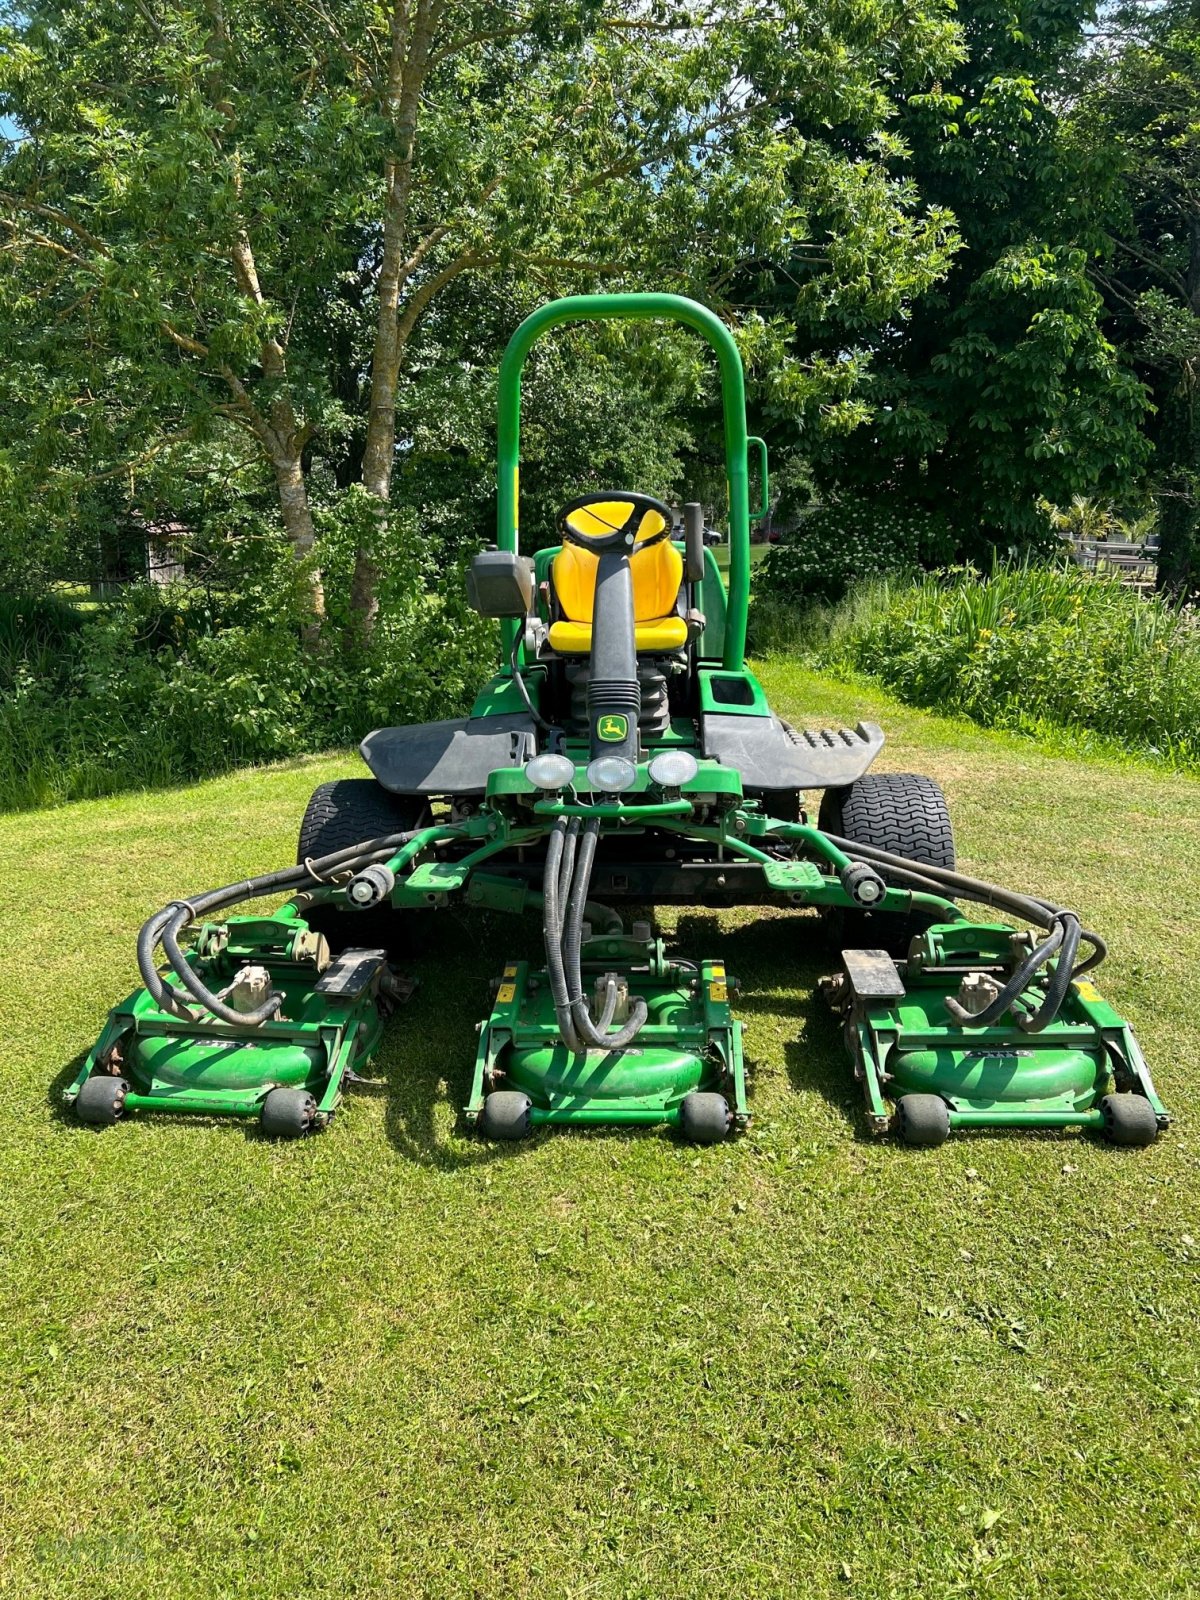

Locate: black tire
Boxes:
[1099,1093,1159,1148]
[820,772,955,957]
[260,1086,318,1139]
[297,779,423,954]
[893,1093,951,1148]
[480,1090,533,1141]
[75,1074,130,1127]
[678,1091,733,1145]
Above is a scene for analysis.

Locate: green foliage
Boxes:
[1068,0,1200,593]
[754,0,1151,550]
[0,577,493,812]
[755,496,958,607]
[783,563,1200,767]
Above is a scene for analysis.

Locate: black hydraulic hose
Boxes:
[944,919,1065,1029]
[138,828,425,1024]
[558,815,580,911]
[818,831,1105,971]
[564,819,648,1051]
[1017,914,1082,1033]
[160,905,283,1026]
[542,818,583,1052]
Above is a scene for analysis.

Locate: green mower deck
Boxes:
[70,292,1169,1150]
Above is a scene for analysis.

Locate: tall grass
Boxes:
[752,563,1200,769]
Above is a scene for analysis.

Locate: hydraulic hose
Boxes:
[542,818,583,1052]
[818,831,1106,974]
[944,919,1065,1029]
[1017,913,1081,1034]
[562,818,649,1051]
[816,831,1097,1030]
[138,827,427,1026]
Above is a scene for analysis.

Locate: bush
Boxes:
[0,577,494,812]
[756,497,958,607]
[789,562,1200,768]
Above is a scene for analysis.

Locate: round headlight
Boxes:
[525,752,576,792]
[585,755,637,794]
[647,751,699,790]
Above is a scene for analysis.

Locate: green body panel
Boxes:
[697,668,771,717]
[893,1045,1101,1110]
[483,757,742,803]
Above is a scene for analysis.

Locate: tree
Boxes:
[1072,0,1200,594]
[1,0,974,636]
[753,0,1150,550]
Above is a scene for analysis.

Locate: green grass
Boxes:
[1,662,1197,1599]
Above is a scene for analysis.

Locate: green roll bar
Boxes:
[496,293,754,671]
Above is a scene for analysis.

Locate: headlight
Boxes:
[647,751,699,790]
[585,755,637,794]
[525,752,576,791]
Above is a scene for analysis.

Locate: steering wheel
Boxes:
[557,492,675,554]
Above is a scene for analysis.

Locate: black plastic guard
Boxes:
[702,715,884,792]
[360,714,538,796]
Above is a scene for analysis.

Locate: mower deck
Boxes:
[468,939,746,1134]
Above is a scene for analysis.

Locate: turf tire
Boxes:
[297,779,424,954]
[678,1091,733,1145]
[819,772,955,957]
[480,1090,533,1141]
[75,1074,130,1127]
[260,1086,318,1139]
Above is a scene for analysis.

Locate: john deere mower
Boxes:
[69,293,1169,1148]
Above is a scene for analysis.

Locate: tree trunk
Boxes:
[274,451,327,642]
[351,0,441,640]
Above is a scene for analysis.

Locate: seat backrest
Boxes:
[552,506,683,624]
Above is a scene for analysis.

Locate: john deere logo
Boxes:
[597,714,628,743]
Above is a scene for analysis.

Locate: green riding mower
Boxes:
[69,293,1169,1148]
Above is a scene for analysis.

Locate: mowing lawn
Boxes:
[1,661,1197,1600]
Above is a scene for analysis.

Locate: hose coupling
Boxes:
[840,861,887,908]
[347,862,396,910]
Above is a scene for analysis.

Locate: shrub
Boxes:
[0,576,494,812]
[756,496,958,607]
[792,562,1200,768]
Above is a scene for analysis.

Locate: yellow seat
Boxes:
[549,615,689,653]
[548,499,687,655]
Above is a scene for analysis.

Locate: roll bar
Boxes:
[496,293,753,671]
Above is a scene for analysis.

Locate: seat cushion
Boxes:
[552,538,684,626]
[548,616,689,654]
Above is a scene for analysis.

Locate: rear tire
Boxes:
[820,772,955,957]
[297,779,423,954]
